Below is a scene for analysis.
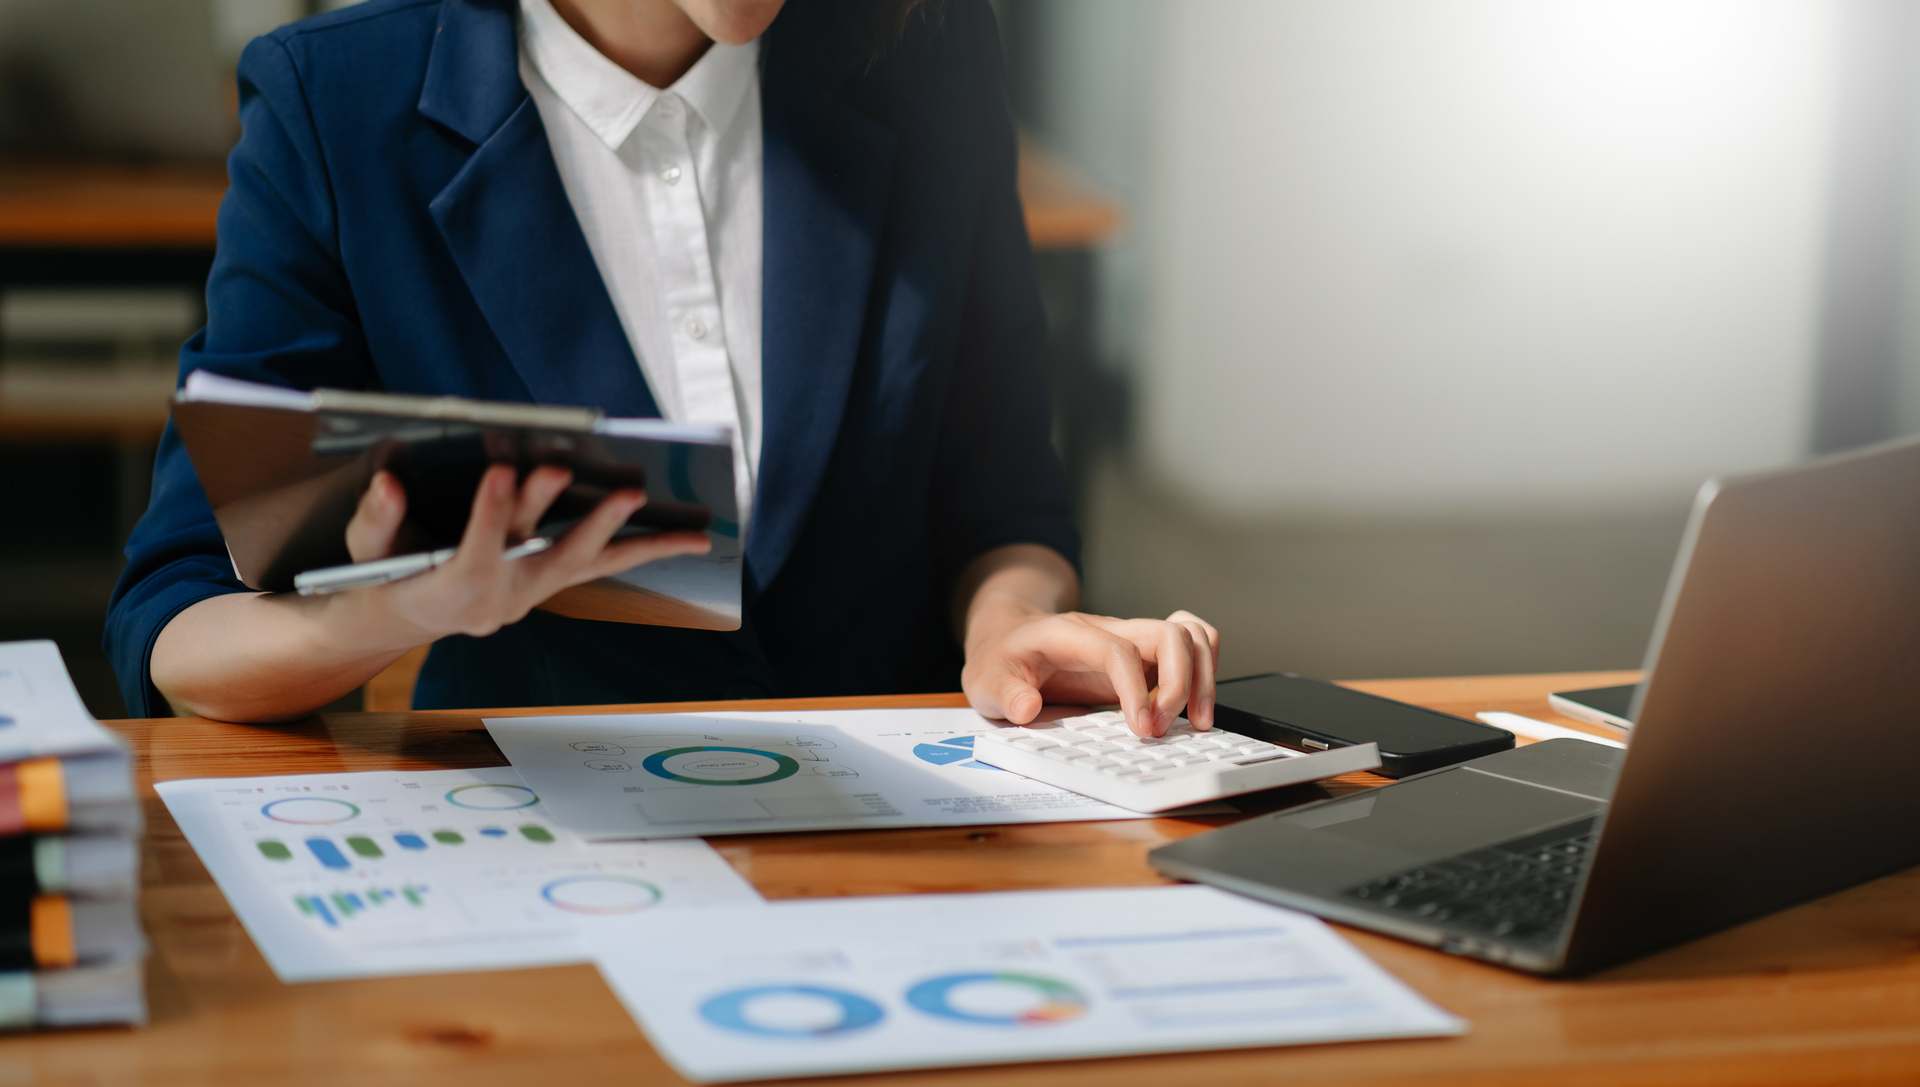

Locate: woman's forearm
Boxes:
[151,590,430,723]
[954,543,1081,653]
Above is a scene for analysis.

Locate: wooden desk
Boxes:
[14,671,1918,1086]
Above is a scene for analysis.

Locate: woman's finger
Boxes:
[446,463,517,573]
[1176,619,1218,729]
[528,487,648,585]
[345,471,406,563]
[963,656,1046,725]
[510,465,573,541]
[580,529,712,583]
[1013,618,1157,736]
[1150,622,1195,735]
[1167,609,1220,661]
[1065,614,1221,734]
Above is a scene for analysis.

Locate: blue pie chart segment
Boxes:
[912,735,1004,772]
[905,972,1089,1027]
[699,985,884,1039]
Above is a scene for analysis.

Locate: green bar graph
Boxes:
[257,840,293,861]
[518,825,555,843]
[432,830,464,845]
[345,835,384,858]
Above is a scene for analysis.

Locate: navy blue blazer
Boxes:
[105,0,1077,715]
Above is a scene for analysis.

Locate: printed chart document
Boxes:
[0,639,126,762]
[486,708,1224,839]
[157,767,761,981]
[587,884,1466,1082]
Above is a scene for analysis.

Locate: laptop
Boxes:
[1150,435,1920,975]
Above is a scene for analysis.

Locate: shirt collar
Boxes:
[518,0,758,150]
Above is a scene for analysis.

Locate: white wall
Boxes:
[1139,0,1838,516]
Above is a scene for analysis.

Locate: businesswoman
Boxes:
[106,0,1220,737]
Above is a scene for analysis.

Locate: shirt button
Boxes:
[659,164,682,185]
[685,318,707,340]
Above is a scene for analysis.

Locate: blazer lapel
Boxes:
[751,17,898,594]
[419,0,660,418]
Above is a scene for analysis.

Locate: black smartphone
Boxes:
[1211,672,1514,778]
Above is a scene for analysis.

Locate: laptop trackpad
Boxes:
[1163,767,1609,895]
[1287,768,1603,866]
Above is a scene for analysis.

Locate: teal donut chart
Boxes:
[642,746,801,786]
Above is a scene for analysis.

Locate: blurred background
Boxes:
[2,0,1914,717]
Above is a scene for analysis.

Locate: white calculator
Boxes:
[972,711,1381,814]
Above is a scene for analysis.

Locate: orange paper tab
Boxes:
[31,895,77,969]
[17,758,67,833]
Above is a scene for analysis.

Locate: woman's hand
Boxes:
[341,463,711,644]
[954,544,1220,738]
[964,609,1220,738]
[151,463,710,722]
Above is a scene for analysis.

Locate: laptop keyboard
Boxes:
[1339,818,1598,944]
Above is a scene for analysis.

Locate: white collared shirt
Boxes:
[517,0,763,523]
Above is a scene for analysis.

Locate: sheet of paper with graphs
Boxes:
[585,885,1467,1082]
[485,708,1224,840]
[157,767,760,981]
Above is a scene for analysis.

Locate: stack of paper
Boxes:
[0,641,146,1030]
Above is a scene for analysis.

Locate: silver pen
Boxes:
[293,537,554,596]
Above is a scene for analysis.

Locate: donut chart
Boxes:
[643,746,801,786]
[445,783,539,810]
[262,797,361,825]
[699,985,885,1038]
[904,972,1088,1027]
[539,875,663,914]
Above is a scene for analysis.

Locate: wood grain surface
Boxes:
[0,161,227,247]
[6,673,1920,1086]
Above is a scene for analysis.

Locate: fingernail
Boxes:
[1197,698,1214,730]
[491,469,513,497]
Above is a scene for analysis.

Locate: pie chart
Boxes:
[912,735,1003,772]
